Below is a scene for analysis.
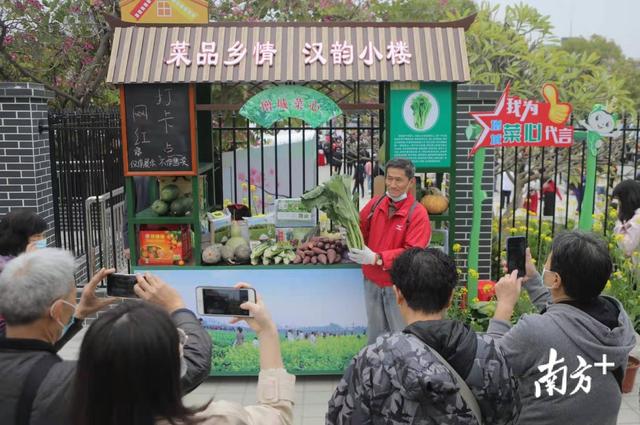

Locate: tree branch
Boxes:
[0,49,81,106]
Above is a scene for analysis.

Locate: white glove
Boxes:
[348,246,378,265]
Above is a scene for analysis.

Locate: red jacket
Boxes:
[359,194,431,287]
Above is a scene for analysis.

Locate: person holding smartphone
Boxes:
[0,248,212,425]
[487,231,636,425]
[349,158,431,344]
[71,283,295,425]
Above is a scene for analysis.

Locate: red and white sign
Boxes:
[469,83,574,156]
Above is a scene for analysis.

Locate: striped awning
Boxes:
[106,19,472,84]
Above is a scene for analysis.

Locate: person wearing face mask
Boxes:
[0,209,48,336]
[0,248,212,425]
[349,158,431,344]
[486,231,636,425]
[612,180,640,268]
[0,208,48,274]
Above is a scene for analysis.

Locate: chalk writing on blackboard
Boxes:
[124,84,193,174]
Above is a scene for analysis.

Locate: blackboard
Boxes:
[122,84,196,175]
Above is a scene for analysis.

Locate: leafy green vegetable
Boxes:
[410,94,432,129]
[301,175,364,250]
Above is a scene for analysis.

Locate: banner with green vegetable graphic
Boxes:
[388,82,453,169]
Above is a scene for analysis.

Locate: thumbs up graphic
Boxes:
[543,83,572,125]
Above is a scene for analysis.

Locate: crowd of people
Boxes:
[0,171,638,425]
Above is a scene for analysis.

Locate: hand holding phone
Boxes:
[506,236,526,278]
[106,273,138,298]
[196,286,256,317]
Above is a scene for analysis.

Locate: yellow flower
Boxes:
[241,182,248,190]
[614,271,623,279]
[608,209,618,219]
[531,257,536,265]
[609,243,614,250]
[250,184,257,192]
[468,268,479,279]
[457,268,463,276]
[605,280,612,290]
[223,199,231,208]
[509,227,517,235]
[593,222,603,233]
[613,234,625,242]
[518,226,527,233]
[472,297,480,303]
[452,243,461,253]
[241,197,248,204]
[461,287,468,294]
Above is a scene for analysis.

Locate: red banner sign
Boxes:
[469,83,574,156]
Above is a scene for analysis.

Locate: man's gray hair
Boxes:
[385,158,416,179]
[0,248,76,325]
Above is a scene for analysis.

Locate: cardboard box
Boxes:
[139,225,192,265]
[274,198,317,227]
[243,214,276,242]
[275,227,316,244]
[207,210,232,244]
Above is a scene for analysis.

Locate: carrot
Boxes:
[318,253,328,264]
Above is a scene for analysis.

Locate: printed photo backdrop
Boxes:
[149,267,368,375]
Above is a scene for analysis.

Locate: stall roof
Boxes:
[106,17,473,84]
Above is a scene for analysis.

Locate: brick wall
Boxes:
[454,84,501,281]
[0,82,55,244]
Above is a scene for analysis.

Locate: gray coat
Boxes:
[486,274,637,425]
[327,320,521,425]
[0,308,212,425]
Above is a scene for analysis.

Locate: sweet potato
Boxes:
[318,253,328,264]
[312,247,327,255]
[311,256,318,264]
[335,253,342,263]
[327,249,337,264]
[296,249,305,257]
[317,242,324,249]
[303,256,311,264]
[304,250,314,256]
[293,255,302,264]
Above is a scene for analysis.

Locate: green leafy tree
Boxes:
[0,0,120,107]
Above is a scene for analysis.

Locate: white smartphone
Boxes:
[196,286,256,317]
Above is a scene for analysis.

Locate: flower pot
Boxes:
[621,355,640,393]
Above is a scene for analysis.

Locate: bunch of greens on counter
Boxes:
[411,94,432,129]
[301,175,364,250]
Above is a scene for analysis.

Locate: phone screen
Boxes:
[507,236,526,278]
[106,274,138,298]
[201,288,251,316]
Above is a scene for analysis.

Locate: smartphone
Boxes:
[196,286,256,317]
[506,236,526,278]
[106,273,139,298]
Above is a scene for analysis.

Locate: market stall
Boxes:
[106,16,472,375]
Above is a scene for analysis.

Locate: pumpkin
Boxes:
[420,188,449,214]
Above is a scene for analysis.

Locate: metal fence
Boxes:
[210,111,384,213]
[48,109,127,282]
[492,115,640,278]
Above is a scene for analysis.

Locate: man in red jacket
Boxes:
[348,158,431,343]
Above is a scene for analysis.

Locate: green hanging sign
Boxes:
[239,86,342,129]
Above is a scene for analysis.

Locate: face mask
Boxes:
[34,239,47,249]
[386,191,408,203]
[50,300,76,339]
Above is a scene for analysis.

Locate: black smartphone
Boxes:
[506,236,526,278]
[196,286,256,317]
[106,273,138,298]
